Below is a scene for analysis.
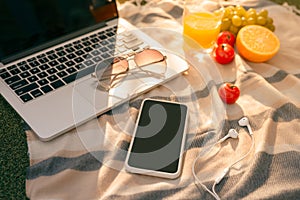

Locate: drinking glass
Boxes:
[183,0,224,53]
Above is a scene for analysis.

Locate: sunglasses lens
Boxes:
[95,57,129,89]
[134,49,166,74]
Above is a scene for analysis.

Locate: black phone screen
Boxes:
[127,99,188,174]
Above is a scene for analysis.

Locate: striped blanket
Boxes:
[26,1,300,199]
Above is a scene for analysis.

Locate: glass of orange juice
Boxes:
[183,0,224,53]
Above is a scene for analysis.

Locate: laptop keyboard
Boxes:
[0,25,148,103]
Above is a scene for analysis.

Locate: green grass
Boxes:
[0,95,29,200]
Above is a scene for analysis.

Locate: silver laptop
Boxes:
[0,0,189,141]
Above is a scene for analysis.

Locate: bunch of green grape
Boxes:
[217,5,275,35]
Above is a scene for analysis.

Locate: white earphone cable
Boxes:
[212,134,255,200]
[192,137,232,199]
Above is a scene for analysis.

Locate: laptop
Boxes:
[0,0,189,141]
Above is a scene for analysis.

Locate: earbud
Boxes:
[238,117,253,135]
[219,129,239,143]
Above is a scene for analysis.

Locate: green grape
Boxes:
[266,17,273,24]
[258,9,268,18]
[266,24,275,32]
[224,7,234,18]
[247,11,257,19]
[232,15,242,27]
[257,16,267,25]
[241,16,247,26]
[229,25,239,35]
[235,5,247,17]
[221,18,231,31]
[247,17,256,25]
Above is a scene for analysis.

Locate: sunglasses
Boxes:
[93,48,167,90]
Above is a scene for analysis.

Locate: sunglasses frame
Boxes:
[93,48,167,90]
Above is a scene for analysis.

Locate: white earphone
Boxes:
[238,117,253,135]
[218,128,239,143]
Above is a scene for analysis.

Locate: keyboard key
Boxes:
[63,63,96,85]
[49,60,59,67]
[101,53,110,59]
[5,75,21,85]
[47,68,58,74]
[47,74,58,82]
[90,38,100,43]
[74,57,84,63]
[92,43,101,49]
[57,56,67,63]
[10,79,29,90]
[48,54,58,60]
[41,85,53,94]
[57,51,67,57]
[10,68,21,75]
[90,34,97,38]
[74,64,83,70]
[83,60,94,67]
[73,40,81,45]
[30,89,43,98]
[66,53,76,59]
[15,82,38,96]
[83,47,93,52]
[38,57,49,64]
[38,79,49,86]
[39,64,50,70]
[91,50,100,56]
[50,80,65,89]
[55,46,64,51]
[57,71,68,78]
[46,50,55,55]
[17,61,26,66]
[100,40,109,46]
[63,73,77,84]
[92,56,101,63]
[106,32,115,37]
[8,65,17,70]
[100,47,109,52]
[20,93,33,103]
[27,57,36,62]
[83,53,92,59]
[64,43,72,48]
[56,64,66,71]
[74,44,84,50]
[28,75,38,82]
[66,47,75,53]
[37,71,48,78]
[37,53,46,59]
[66,67,76,74]
[20,64,30,71]
[75,50,85,56]
[99,35,107,40]
[1,71,11,79]
[0,68,7,74]
[65,60,75,67]
[20,71,31,79]
[29,61,40,68]
[30,67,40,74]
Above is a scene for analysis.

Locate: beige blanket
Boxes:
[26,1,300,199]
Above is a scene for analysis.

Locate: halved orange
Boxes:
[236,25,280,62]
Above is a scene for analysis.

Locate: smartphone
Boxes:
[125,98,188,179]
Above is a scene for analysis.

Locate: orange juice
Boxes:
[183,12,221,49]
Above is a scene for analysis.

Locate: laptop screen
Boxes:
[0,0,118,63]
